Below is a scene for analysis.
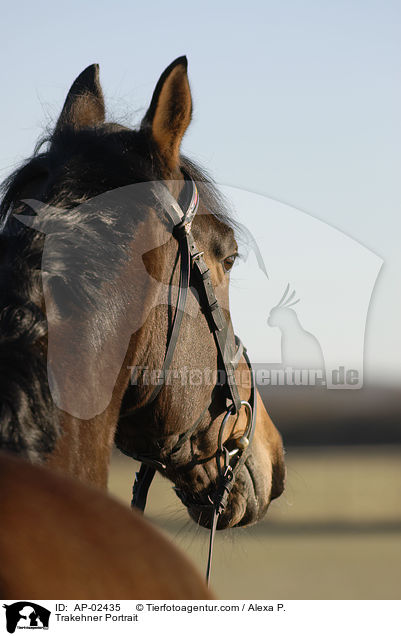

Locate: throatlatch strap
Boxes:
[131,464,156,511]
[142,230,191,406]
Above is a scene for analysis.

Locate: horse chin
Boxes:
[186,493,250,530]
[177,460,271,530]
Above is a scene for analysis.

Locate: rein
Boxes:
[122,173,257,586]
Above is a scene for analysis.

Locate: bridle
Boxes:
[119,171,257,585]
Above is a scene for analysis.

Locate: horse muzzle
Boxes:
[173,453,280,530]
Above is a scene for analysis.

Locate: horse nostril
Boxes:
[270,482,284,501]
[270,463,286,501]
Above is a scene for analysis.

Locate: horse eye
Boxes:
[222,254,237,272]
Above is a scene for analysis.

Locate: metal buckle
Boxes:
[191,251,204,261]
[216,400,253,477]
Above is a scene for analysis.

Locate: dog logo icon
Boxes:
[2,602,51,633]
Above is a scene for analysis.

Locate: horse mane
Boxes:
[0,149,57,461]
[0,122,234,462]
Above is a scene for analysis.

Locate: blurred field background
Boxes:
[109,385,401,599]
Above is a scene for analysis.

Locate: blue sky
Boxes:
[1,0,400,383]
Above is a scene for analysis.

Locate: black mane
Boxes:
[0,122,233,462]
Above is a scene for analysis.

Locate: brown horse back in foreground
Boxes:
[0,452,211,599]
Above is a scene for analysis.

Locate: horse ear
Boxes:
[55,64,105,133]
[141,56,192,169]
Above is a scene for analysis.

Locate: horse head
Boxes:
[0,58,285,530]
